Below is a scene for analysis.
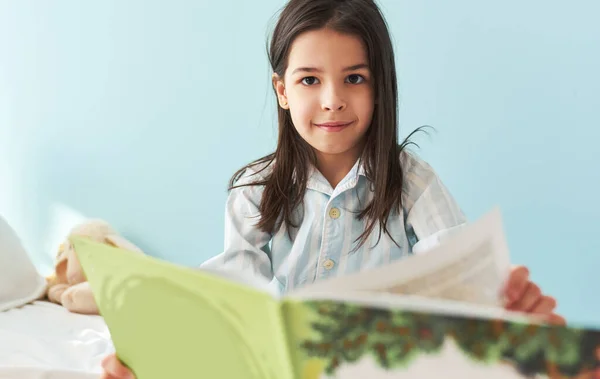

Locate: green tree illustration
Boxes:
[300,301,446,374]
[300,300,600,378]
[494,322,599,377]
[445,317,506,362]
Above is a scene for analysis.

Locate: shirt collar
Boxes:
[306,157,366,195]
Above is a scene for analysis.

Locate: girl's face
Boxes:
[274,28,374,162]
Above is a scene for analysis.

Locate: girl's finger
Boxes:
[522,283,543,311]
[101,354,134,379]
[505,266,530,303]
[546,313,566,326]
[507,282,541,311]
[531,296,557,315]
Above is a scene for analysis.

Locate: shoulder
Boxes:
[399,148,466,220]
[399,149,443,208]
[399,149,467,238]
[400,149,437,181]
[226,157,275,210]
[231,158,274,187]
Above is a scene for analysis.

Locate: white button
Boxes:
[329,207,340,219]
[323,259,335,270]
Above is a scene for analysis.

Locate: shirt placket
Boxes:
[313,176,359,281]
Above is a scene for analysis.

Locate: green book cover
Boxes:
[71,236,293,379]
[71,231,600,379]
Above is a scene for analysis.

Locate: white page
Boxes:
[290,207,512,307]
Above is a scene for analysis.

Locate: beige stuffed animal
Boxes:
[45,219,143,315]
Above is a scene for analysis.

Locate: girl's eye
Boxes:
[301,76,319,86]
[346,74,365,84]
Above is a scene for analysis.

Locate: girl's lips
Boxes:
[314,121,353,132]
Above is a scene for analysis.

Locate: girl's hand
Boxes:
[503,265,566,325]
[101,354,135,379]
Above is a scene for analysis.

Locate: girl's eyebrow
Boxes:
[291,63,369,75]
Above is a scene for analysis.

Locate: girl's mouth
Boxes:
[313,121,353,132]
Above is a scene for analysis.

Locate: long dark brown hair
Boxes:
[229,0,424,249]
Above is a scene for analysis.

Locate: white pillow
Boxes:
[0,215,47,312]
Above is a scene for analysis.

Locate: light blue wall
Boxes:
[1,1,598,326]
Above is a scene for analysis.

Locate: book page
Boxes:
[70,236,294,379]
[280,294,600,379]
[289,207,512,307]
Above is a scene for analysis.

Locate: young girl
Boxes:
[101,0,563,377]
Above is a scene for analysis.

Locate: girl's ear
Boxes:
[272,73,289,109]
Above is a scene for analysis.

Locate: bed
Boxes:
[0,301,113,379]
[1,216,113,379]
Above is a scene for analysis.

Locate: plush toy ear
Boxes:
[54,242,70,284]
[104,234,144,254]
[65,241,87,285]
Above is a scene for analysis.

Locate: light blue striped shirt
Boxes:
[201,150,467,293]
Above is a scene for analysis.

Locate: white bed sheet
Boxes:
[0,301,114,379]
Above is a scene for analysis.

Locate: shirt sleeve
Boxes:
[200,175,274,282]
[402,151,468,253]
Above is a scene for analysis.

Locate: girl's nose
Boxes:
[321,86,346,111]
[322,102,346,111]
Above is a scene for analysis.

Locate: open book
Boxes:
[71,208,599,379]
